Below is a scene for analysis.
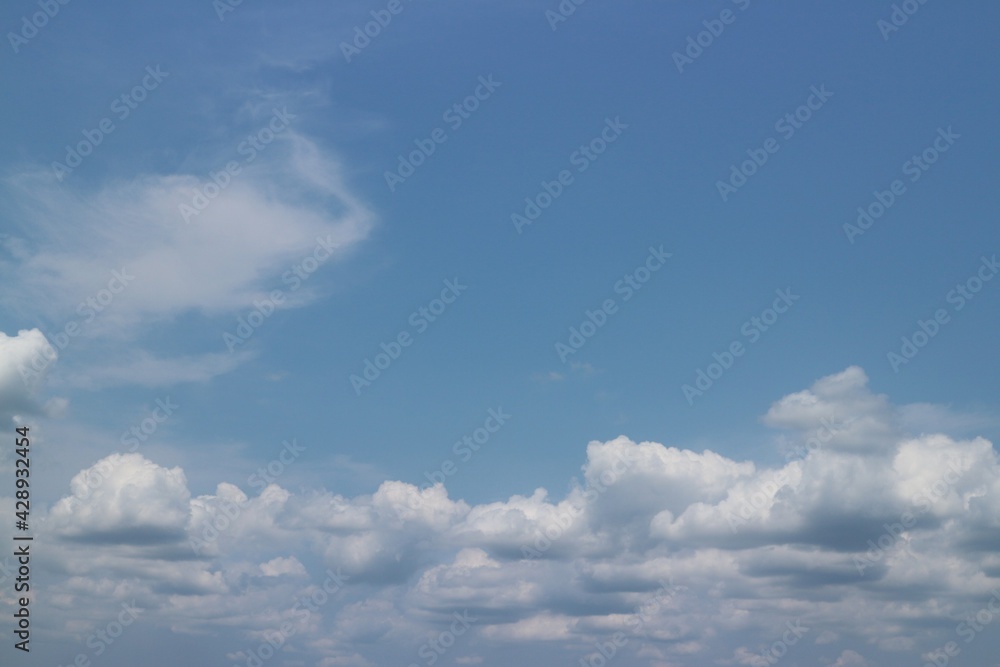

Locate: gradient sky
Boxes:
[1,1,1000,666]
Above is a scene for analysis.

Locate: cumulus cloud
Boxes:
[260,556,307,578]
[48,453,190,544]
[25,368,1000,666]
[0,328,58,420]
[763,365,895,452]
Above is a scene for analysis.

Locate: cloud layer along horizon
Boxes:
[4,365,1000,667]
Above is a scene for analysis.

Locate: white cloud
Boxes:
[0,328,57,419]
[4,134,370,331]
[763,366,896,452]
[23,368,1000,666]
[829,649,869,667]
[479,613,575,642]
[48,453,190,544]
[0,133,373,387]
[260,556,307,578]
[59,349,257,389]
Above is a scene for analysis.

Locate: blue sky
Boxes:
[2,1,1000,666]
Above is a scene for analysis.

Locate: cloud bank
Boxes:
[8,367,999,666]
